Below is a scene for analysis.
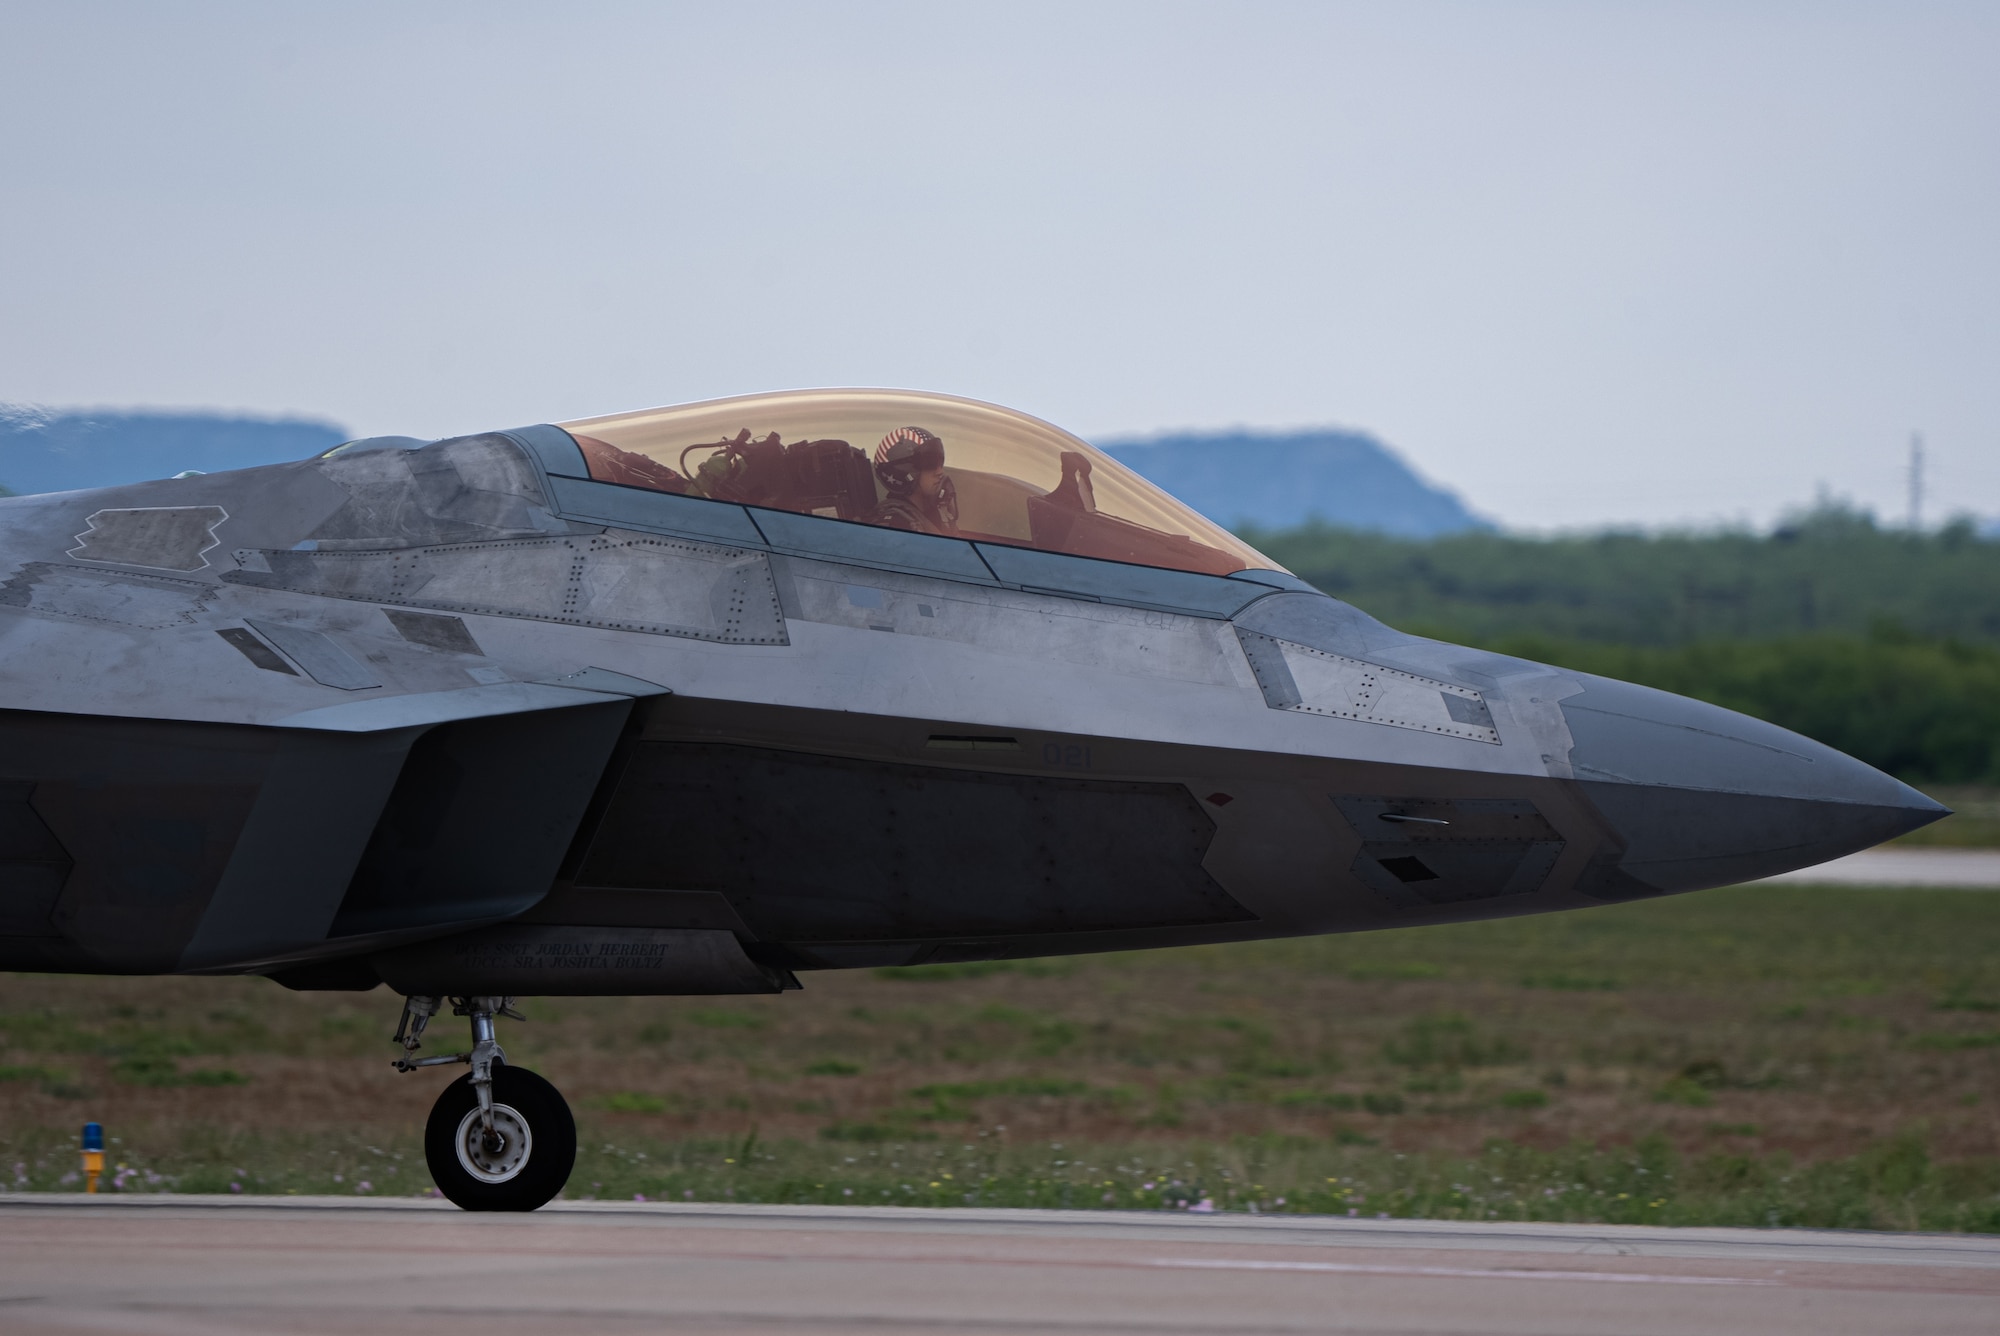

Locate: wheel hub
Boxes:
[454,1103,533,1183]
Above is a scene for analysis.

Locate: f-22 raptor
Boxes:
[0,388,1943,1208]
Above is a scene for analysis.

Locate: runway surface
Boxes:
[2,1196,1996,1335]
[1756,846,2000,886]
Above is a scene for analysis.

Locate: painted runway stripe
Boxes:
[1151,1258,1773,1285]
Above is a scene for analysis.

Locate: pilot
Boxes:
[870,426,960,535]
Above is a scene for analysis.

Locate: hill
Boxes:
[0,407,348,496]
[1098,428,1489,538]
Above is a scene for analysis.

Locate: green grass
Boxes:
[3,884,1998,1228]
[803,1059,864,1076]
[9,1122,1987,1234]
[555,1129,2000,1232]
[0,1123,419,1197]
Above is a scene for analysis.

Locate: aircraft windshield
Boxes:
[558,389,1285,579]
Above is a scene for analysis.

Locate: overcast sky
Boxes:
[2,3,1994,530]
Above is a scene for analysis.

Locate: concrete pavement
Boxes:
[2,1196,1996,1335]
[1757,846,2000,887]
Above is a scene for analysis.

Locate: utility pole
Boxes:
[1907,432,1925,532]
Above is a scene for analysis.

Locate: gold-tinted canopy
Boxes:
[560,388,1284,579]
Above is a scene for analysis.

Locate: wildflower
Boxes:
[634,1193,647,1202]
[842,1188,853,1197]
[356,1181,372,1194]
[684,1190,695,1200]
[1347,1208,1359,1217]
[230,1182,242,1194]
[1190,1198,1215,1214]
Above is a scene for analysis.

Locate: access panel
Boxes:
[575,743,1254,943]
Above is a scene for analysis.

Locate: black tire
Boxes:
[424,1065,576,1211]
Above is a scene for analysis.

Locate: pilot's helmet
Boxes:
[874,427,945,496]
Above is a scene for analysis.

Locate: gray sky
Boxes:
[3,2,1994,530]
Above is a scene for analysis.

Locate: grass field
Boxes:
[3,884,1997,1230]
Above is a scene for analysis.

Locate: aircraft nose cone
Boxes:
[1557,674,1948,896]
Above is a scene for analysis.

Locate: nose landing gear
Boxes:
[393,995,576,1211]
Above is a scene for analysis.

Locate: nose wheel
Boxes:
[424,1065,574,1210]
[394,995,576,1211]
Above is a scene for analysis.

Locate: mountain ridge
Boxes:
[0,407,348,497]
[1098,427,1490,537]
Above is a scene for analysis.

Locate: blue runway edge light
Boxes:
[82,1122,103,1151]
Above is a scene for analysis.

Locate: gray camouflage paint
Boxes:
[0,425,1946,993]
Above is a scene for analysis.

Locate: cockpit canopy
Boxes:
[559,389,1284,579]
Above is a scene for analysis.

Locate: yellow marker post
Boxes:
[81,1122,103,1194]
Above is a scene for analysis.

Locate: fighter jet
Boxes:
[0,388,1945,1208]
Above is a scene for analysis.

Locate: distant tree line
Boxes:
[1477,630,2000,785]
[1245,505,2000,648]
[1243,507,2000,783]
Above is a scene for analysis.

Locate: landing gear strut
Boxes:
[394,994,576,1211]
